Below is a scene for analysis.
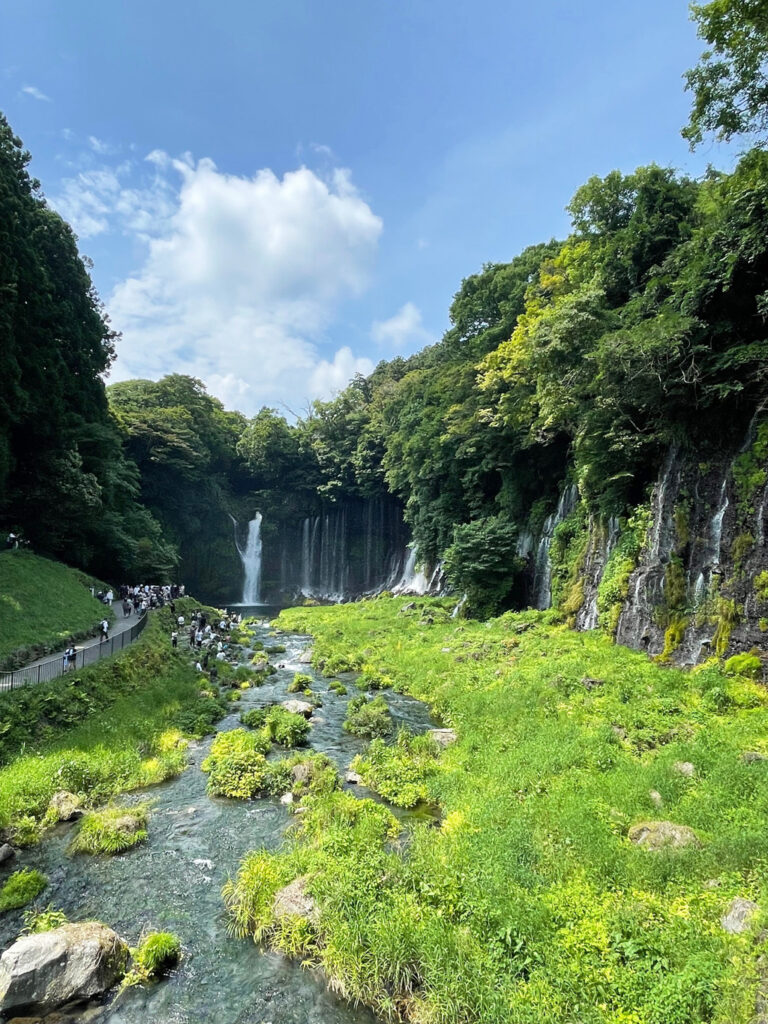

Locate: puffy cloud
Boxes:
[21,84,50,102]
[103,155,382,413]
[371,301,432,349]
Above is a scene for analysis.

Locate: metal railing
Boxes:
[0,612,149,693]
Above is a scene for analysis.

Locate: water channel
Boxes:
[0,616,435,1023]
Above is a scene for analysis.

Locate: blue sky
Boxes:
[3,0,737,416]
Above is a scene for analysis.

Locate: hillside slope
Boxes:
[0,551,110,669]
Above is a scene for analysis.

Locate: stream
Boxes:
[0,618,435,1023]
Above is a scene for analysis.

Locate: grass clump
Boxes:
[328,680,348,695]
[202,730,272,799]
[724,652,762,679]
[288,672,313,693]
[239,708,311,748]
[269,752,340,800]
[123,930,182,987]
[350,728,441,808]
[70,802,151,855]
[255,597,768,1024]
[343,694,393,738]
[265,644,287,655]
[0,868,47,912]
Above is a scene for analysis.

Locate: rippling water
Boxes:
[0,621,434,1023]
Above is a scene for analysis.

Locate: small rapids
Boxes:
[0,622,435,1023]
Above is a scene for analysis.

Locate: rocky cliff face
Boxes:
[558,418,768,665]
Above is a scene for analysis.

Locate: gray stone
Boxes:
[0,922,129,1015]
[721,896,759,934]
[673,761,696,778]
[0,844,16,864]
[742,751,768,764]
[272,877,317,925]
[47,792,82,823]
[628,821,701,851]
[280,793,294,805]
[297,649,313,665]
[428,728,457,748]
[291,762,312,786]
[281,700,313,718]
[345,770,362,785]
[649,790,663,808]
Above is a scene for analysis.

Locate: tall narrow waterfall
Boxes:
[233,513,263,604]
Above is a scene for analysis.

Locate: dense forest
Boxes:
[2,0,768,654]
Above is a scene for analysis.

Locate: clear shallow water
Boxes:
[0,623,434,1023]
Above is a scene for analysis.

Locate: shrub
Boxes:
[0,869,47,912]
[724,652,762,679]
[265,644,287,655]
[70,803,151,855]
[123,931,182,987]
[240,708,268,729]
[204,749,270,799]
[343,695,393,738]
[264,708,311,748]
[328,680,348,695]
[443,515,522,618]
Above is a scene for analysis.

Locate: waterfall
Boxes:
[532,484,579,610]
[710,477,729,567]
[394,545,430,595]
[232,513,263,604]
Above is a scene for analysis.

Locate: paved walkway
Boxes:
[0,602,149,692]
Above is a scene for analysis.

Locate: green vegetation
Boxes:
[350,729,441,808]
[123,931,182,987]
[343,694,393,738]
[0,551,110,669]
[21,903,68,933]
[70,803,151,855]
[0,868,47,913]
[724,652,762,679]
[202,725,322,799]
[0,601,224,845]
[239,706,311,747]
[288,672,313,693]
[219,598,768,1023]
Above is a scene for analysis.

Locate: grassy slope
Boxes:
[0,599,224,846]
[0,550,111,668]
[241,597,768,1024]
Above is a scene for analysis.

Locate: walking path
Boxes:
[0,602,149,692]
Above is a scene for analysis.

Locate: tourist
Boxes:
[100,618,109,642]
[177,613,185,627]
[195,660,203,672]
[105,589,114,606]
[67,645,77,671]
[171,630,178,649]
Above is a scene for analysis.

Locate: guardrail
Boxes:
[0,612,149,693]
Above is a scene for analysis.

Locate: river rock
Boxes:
[673,761,696,778]
[297,649,313,664]
[280,793,294,805]
[428,728,457,748]
[0,922,129,1015]
[742,751,768,764]
[721,897,759,934]
[281,700,313,718]
[0,843,16,864]
[273,877,317,925]
[345,770,362,785]
[649,790,663,808]
[47,792,83,823]
[628,821,701,850]
[291,762,312,786]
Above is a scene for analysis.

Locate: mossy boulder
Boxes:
[628,821,701,850]
[0,922,129,1014]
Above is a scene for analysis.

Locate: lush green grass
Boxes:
[0,550,111,668]
[123,930,182,987]
[0,600,226,846]
[0,868,47,912]
[223,597,768,1024]
[70,802,151,855]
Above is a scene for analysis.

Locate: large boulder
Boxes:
[628,821,701,851]
[721,896,759,934]
[47,792,83,823]
[273,877,317,925]
[297,649,313,665]
[0,843,15,865]
[0,922,129,1015]
[428,728,456,748]
[281,700,313,718]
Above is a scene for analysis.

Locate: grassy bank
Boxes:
[224,597,768,1024]
[0,550,111,669]
[0,599,224,846]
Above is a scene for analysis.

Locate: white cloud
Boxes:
[371,301,431,349]
[88,135,115,155]
[21,84,50,102]
[101,154,383,413]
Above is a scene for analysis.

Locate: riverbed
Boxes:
[0,621,434,1023]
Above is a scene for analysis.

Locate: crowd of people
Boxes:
[170,608,243,675]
